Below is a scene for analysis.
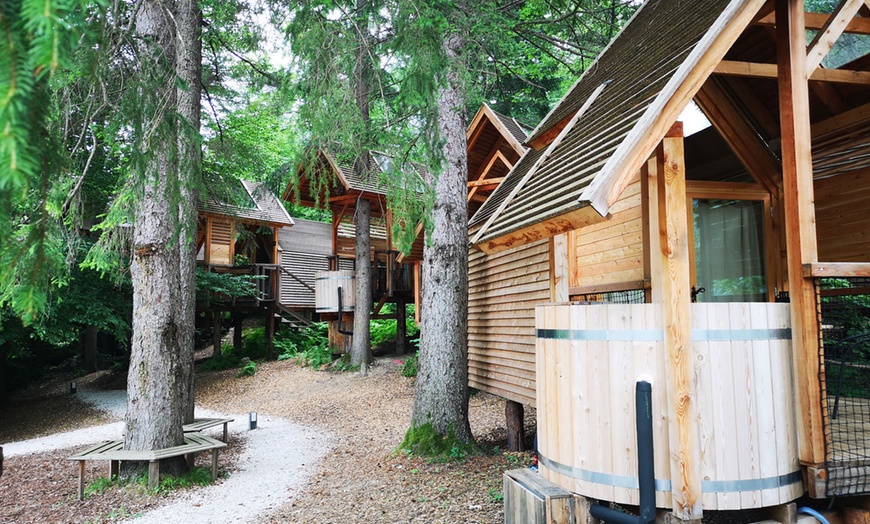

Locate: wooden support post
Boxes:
[505,400,525,452]
[657,124,702,521]
[643,156,664,305]
[265,311,275,359]
[77,460,85,500]
[211,449,219,481]
[396,300,407,355]
[148,461,160,490]
[212,310,222,358]
[550,234,570,302]
[233,313,243,354]
[776,0,825,466]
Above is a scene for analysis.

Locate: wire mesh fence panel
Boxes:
[818,277,870,496]
[571,289,646,304]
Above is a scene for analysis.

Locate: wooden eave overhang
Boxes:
[474,0,768,253]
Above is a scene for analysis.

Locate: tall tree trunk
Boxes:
[411,31,472,444]
[350,0,373,373]
[124,0,187,475]
[351,198,373,371]
[175,0,202,424]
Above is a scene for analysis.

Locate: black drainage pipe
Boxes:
[337,286,353,336]
[589,379,656,524]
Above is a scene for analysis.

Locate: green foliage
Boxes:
[195,268,260,306]
[400,351,418,377]
[332,354,360,372]
[235,359,257,377]
[273,322,333,368]
[84,476,116,499]
[487,488,504,503]
[400,422,477,461]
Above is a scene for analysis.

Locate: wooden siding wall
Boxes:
[568,178,643,289]
[278,220,350,309]
[815,169,870,262]
[468,238,550,406]
[209,219,233,266]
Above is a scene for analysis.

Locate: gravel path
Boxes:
[2,385,333,524]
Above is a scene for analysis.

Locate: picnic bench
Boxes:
[67,433,226,500]
[183,417,233,442]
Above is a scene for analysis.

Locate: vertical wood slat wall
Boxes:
[468,238,550,406]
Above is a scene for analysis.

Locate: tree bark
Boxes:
[83,324,98,372]
[411,31,472,444]
[350,0,374,374]
[124,0,188,476]
[233,313,243,353]
[351,198,373,371]
[175,0,202,424]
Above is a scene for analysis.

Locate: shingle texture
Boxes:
[476,0,737,245]
[201,179,294,226]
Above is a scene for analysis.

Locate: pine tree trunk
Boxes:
[351,198,372,371]
[175,0,202,424]
[350,0,373,373]
[124,0,187,475]
[411,32,472,444]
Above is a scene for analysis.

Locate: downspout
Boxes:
[590,379,656,524]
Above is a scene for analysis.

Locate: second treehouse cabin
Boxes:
[283,149,423,353]
[473,0,870,521]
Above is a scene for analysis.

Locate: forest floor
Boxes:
[0,355,536,523]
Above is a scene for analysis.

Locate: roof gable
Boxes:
[201,179,294,227]
[474,0,766,249]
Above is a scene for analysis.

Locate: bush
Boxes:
[400,351,418,377]
[235,360,257,378]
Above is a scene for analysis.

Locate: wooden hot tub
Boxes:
[535,302,802,510]
[314,270,355,313]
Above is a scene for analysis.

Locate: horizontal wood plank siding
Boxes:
[815,169,870,262]
[569,178,644,289]
[468,238,550,406]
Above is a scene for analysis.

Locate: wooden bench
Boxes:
[182,417,233,442]
[67,433,226,500]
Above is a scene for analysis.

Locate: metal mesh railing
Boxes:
[571,288,646,304]
[818,277,870,496]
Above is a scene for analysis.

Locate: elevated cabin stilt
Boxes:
[470,0,870,519]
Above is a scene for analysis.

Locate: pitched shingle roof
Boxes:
[474,0,759,246]
[201,179,294,227]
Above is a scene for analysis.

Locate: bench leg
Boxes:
[110,460,119,479]
[77,460,85,501]
[148,460,160,491]
[211,449,218,480]
[222,423,228,442]
[185,453,195,469]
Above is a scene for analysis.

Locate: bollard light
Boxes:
[70,382,77,394]
[249,412,257,430]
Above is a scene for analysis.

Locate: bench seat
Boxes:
[182,417,233,441]
[67,433,226,500]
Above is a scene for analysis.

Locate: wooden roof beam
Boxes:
[715,59,870,84]
[695,78,782,193]
[811,99,870,139]
[467,177,506,189]
[756,9,870,35]
[806,0,865,74]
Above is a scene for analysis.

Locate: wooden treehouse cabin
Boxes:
[282,150,424,352]
[198,179,304,351]
[472,0,870,521]
[465,104,547,449]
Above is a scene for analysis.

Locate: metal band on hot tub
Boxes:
[536,328,792,342]
[538,454,802,493]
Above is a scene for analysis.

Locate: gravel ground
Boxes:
[0,356,536,523]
